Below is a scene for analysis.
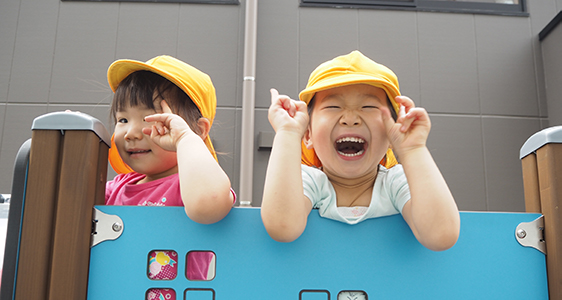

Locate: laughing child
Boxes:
[261,50,460,251]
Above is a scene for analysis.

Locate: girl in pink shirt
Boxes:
[104,56,235,297]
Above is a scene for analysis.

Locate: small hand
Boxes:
[268,88,309,136]
[381,96,431,155]
[143,100,195,152]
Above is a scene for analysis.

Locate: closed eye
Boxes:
[362,106,379,109]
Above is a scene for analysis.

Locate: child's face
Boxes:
[114,103,178,181]
[305,84,390,178]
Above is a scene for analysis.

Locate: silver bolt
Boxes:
[112,222,122,232]
[517,229,526,239]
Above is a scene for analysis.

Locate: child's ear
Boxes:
[196,118,211,140]
[302,127,314,149]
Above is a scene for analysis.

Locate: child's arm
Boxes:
[382,96,460,251]
[144,101,233,224]
[261,89,312,242]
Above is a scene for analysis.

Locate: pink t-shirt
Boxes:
[105,172,184,206]
[105,172,235,281]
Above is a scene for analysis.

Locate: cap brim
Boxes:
[108,59,188,95]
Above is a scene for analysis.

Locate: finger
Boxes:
[407,108,430,128]
[280,97,290,110]
[395,96,415,113]
[151,125,162,138]
[270,88,280,105]
[399,114,416,132]
[154,122,167,135]
[161,100,173,114]
[277,96,296,117]
[144,114,168,124]
[286,100,298,118]
[287,102,296,118]
[395,96,415,107]
[142,127,152,136]
[380,107,396,132]
[399,108,427,132]
[295,100,308,113]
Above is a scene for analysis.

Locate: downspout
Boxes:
[239,0,257,207]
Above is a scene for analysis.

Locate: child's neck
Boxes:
[324,167,378,207]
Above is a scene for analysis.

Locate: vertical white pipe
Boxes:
[239,0,257,207]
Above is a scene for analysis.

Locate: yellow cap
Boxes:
[107,55,218,174]
[299,50,401,169]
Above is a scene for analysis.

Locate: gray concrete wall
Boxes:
[541,13,562,126]
[1,0,561,212]
[0,1,245,200]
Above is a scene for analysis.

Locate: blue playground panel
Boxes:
[88,206,548,299]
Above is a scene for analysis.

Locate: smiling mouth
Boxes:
[128,149,151,155]
[335,137,365,157]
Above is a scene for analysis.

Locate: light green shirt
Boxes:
[302,164,410,225]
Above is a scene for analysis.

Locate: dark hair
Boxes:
[110,71,203,135]
[307,93,398,121]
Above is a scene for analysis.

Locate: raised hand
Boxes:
[262,89,313,242]
[268,88,309,136]
[381,96,431,156]
[143,100,195,152]
[382,96,459,251]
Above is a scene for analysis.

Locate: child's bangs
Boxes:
[110,71,169,122]
[114,84,156,110]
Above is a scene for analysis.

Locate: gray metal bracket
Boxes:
[515,216,546,254]
[91,208,124,247]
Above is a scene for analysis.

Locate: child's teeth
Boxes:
[338,150,364,157]
[336,137,365,143]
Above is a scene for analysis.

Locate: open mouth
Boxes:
[335,137,365,157]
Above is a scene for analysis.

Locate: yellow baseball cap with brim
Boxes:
[107,55,218,174]
[298,50,401,169]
